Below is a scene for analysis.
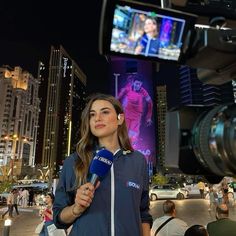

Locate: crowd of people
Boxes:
[1,188,31,219]
[1,187,44,219]
[197,177,235,211]
[151,200,236,236]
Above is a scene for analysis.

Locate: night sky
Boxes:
[0,0,180,106]
[0,0,110,93]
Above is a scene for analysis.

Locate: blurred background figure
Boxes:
[17,188,23,206]
[221,177,229,205]
[38,192,54,236]
[28,189,34,207]
[21,188,29,207]
[217,189,223,204]
[1,189,14,219]
[208,186,217,211]
[207,203,236,236]
[197,180,205,199]
[184,225,208,236]
[12,188,20,216]
[151,200,188,236]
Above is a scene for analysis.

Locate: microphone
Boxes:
[89,148,114,186]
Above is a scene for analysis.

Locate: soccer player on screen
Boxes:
[117,74,153,148]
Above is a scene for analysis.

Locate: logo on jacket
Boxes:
[126,181,140,189]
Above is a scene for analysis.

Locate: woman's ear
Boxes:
[117,113,124,125]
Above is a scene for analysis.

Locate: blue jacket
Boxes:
[139,34,159,56]
[53,150,153,236]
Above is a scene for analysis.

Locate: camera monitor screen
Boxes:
[99,0,197,63]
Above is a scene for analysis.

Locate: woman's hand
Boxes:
[73,181,100,215]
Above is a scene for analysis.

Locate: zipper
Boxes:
[111,149,120,236]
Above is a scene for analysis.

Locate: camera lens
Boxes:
[192,104,236,176]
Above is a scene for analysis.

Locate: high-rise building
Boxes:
[156,85,167,172]
[35,61,48,166]
[179,65,203,105]
[0,65,40,179]
[42,45,87,175]
[179,65,233,106]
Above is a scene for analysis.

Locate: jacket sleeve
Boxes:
[140,157,153,227]
[53,154,77,229]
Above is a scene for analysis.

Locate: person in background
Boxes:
[12,188,20,216]
[207,203,236,236]
[17,188,23,206]
[1,189,14,219]
[217,189,223,204]
[39,192,55,236]
[151,200,188,236]
[208,186,217,211]
[135,17,160,56]
[197,180,205,199]
[28,189,34,206]
[53,93,153,236]
[21,188,29,207]
[221,177,229,204]
[184,225,208,236]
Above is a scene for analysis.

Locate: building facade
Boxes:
[179,65,234,106]
[42,45,87,175]
[0,65,40,179]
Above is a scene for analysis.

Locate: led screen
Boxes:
[110,4,186,61]
[110,57,156,177]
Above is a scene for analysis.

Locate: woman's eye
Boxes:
[102,110,109,115]
[89,113,95,118]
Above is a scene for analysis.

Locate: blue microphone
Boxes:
[89,148,114,186]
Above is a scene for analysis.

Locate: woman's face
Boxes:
[89,100,119,140]
[45,195,52,204]
[144,19,157,34]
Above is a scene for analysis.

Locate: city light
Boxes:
[4,219,12,226]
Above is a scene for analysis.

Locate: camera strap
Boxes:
[154,217,174,236]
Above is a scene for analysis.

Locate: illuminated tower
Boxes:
[0,65,40,179]
[42,45,87,174]
[156,85,167,172]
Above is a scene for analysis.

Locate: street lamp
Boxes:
[3,218,12,236]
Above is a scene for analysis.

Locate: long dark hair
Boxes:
[74,93,133,187]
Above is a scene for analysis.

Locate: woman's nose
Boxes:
[95,113,101,121]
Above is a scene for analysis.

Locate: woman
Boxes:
[134,17,159,56]
[39,193,54,236]
[53,93,153,236]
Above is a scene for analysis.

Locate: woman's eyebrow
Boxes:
[90,107,111,112]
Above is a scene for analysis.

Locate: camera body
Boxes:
[99,0,236,181]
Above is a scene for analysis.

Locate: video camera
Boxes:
[99,0,236,182]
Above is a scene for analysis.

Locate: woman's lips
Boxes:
[95,124,105,129]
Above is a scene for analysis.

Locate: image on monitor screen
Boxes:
[110,4,186,61]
